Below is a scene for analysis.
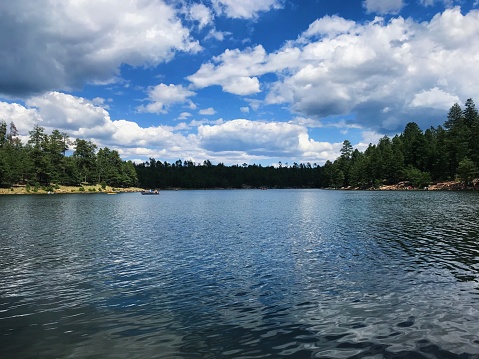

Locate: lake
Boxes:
[1,189,478,358]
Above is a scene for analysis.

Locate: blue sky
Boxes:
[1,0,479,166]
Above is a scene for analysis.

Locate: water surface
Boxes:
[1,190,478,358]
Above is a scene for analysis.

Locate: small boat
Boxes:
[141,189,159,195]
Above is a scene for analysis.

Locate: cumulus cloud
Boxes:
[0,0,200,97]
[0,102,42,134]
[0,93,199,158]
[363,0,405,14]
[1,93,340,166]
[25,92,112,132]
[409,87,460,110]
[188,46,267,95]
[223,77,261,95]
[211,0,283,19]
[196,119,331,160]
[138,84,196,114]
[190,7,479,133]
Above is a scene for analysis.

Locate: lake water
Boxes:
[1,189,478,358]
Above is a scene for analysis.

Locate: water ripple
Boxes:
[1,190,479,358]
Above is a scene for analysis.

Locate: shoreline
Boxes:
[1,180,477,195]
[0,185,145,195]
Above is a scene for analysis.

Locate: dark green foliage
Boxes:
[134,159,322,189]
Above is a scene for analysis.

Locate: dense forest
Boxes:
[1,99,478,191]
[0,123,138,190]
[134,99,479,190]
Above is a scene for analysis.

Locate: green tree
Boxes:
[348,150,367,188]
[73,139,97,183]
[457,157,478,186]
[336,140,353,186]
[27,124,52,185]
[463,99,479,167]
[47,129,69,183]
[401,122,427,171]
[377,136,403,184]
[445,103,468,177]
[122,161,139,187]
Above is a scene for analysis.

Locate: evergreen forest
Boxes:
[0,123,138,190]
[1,99,478,191]
[134,99,479,189]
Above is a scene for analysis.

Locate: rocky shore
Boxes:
[377,180,478,191]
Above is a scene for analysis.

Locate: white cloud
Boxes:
[191,8,479,133]
[196,119,335,162]
[2,93,340,166]
[419,0,458,7]
[303,16,356,38]
[355,130,384,153]
[138,84,196,114]
[199,107,216,115]
[409,87,460,110]
[0,0,200,97]
[91,97,111,110]
[246,99,262,111]
[363,0,405,14]
[197,119,299,152]
[25,92,112,131]
[290,117,323,128]
[188,3,213,29]
[0,93,200,159]
[223,77,261,95]
[240,107,250,113]
[211,0,283,19]
[178,112,193,120]
[205,29,231,41]
[188,45,267,95]
[0,101,42,134]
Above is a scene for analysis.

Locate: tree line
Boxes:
[0,123,138,190]
[134,99,479,189]
[1,98,477,191]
